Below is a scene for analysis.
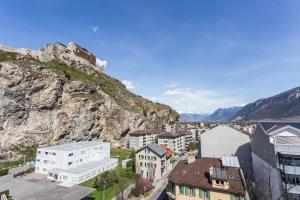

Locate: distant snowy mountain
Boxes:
[180,106,242,122]
[179,113,210,122]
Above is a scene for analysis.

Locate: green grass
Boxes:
[81,166,135,200]
[0,50,17,62]
[80,148,135,200]
[0,160,23,170]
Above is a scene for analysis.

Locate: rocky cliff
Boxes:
[0,49,178,160]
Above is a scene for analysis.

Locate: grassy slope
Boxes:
[0,50,178,124]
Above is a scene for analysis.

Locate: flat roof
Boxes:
[50,158,117,175]
[0,174,95,200]
[39,141,104,151]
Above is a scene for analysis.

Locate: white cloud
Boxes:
[90,26,99,32]
[121,80,135,90]
[96,58,108,69]
[158,86,245,114]
[164,83,180,88]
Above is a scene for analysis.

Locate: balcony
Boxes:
[287,184,300,195]
[166,191,176,199]
[280,165,300,175]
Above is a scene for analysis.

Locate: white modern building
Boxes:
[251,121,300,200]
[128,130,161,151]
[35,141,118,187]
[158,132,185,155]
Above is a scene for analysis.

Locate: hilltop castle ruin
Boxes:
[0,42,105,72]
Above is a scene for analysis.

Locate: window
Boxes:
[233,195,240,200]
[81,150,85,154]
[36,159,40,162]
[140,162,143,167]
[45,152,48,155]
[52,152,56,156]
[43,160,47,164]
[145,148,150,153]
[37,151,41,154]
[200,189,209,199]
[68,162,72,165]
[63,175,68,180]
[68,153,73,157]
[152,156,156,161]
[179,185,184,194]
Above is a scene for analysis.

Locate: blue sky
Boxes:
[1,0,300,113]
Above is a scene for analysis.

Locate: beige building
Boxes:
[167,156,247,200]
[136,143,173,181]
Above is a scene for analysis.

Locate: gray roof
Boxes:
[221,155,240,168]
[212,168,228,181]
[259,121,300,134]
[40,141,103,151]
[0,174,94,200]
[200,125,250,158]
[147,143,166,157]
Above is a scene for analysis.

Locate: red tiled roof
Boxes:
[168,157,245,195]
[159,144,173,158]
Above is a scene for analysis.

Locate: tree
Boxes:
[132,174,144,197]
[187,142,196,152]
[116,170,128,200]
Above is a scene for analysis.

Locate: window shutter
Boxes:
[208,190,211,200]
[192,188,196,197]
[199,189,203,198]
[230,194,234,200]
[185,186,188,195]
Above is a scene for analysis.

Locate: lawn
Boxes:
[80,148,136,200]
[0,160,23,170]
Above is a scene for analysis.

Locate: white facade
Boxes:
[129,131,160,151]
[35,141,118,187]
[158,134,185,154]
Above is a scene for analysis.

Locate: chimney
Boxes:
[187,152,195,164]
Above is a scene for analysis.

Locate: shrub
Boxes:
[0,169,8,177]
[13,167,34,178]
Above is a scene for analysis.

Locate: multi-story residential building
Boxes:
[167,155,247,200]
[179,131,195,150]
[251,121,300,200]
[128,130,162,151]
[158,132,186,155]
[35,141,118,187]
[135,143,173,181]
[200,125,251,167]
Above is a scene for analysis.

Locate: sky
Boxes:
[1,0,300,114]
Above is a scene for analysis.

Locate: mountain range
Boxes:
[181,86,300,122]
[180,106,242,122]
[231,86,300,120]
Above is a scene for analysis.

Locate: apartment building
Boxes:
[135,143,173,181]
[167,156,247,200]
[251,121,300,200]
[179,131,195,150]
[158,132,186,155]
[128,130,162,151]
[35,141,118,187]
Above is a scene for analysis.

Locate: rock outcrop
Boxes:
[0,48,178,160]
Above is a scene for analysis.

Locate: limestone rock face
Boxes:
[0,51,178,160]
